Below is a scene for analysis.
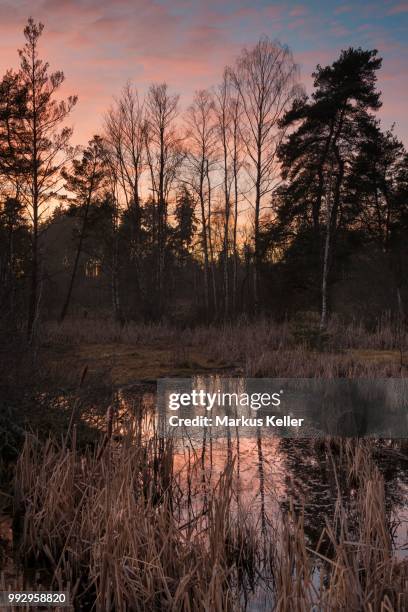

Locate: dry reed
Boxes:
[10,427,408,611]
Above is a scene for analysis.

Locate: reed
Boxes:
[13,428,252,610]
[10,423,407,610]
[44,314,407,353]
[42,316,408,382]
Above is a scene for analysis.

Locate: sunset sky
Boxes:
[0,0,407,145]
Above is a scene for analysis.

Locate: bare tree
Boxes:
[146,83,182,314]
[215,74,244,318]
[104,83,146,298]
[206,158,218,316]
[215,73,232,319]
[230,94,243,315]
[17,18,77,338]
[229,36,299,312]
[185,89,217,317]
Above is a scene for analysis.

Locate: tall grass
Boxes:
[44,314,407,352]
[43,315,408,380]
[3,315,407,608]
[9,425,408,611]
[13,428,252,610]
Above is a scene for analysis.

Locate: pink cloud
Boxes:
[0,0,406,148]
[288,18,306,30]
[263,5,285,19]
[229,7,259,19]
[289,5,308,17]
[387,2,408,14]
[329,23,351,37]
[334,4,353,14]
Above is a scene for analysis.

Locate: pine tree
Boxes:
[173,185,196,262]
[277,48,383,327]
[59,136,108,322]
[16,18,77,338]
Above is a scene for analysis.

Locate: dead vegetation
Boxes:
[6,417,408,611]
[41,316,408,383]
[1,316,407,609]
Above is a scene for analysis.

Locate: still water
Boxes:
[80,377,408,561]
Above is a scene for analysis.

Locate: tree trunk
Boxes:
[132,181,145,307]
[221,113,230,319]
[207,165,217,317]
[157,127,165,317]
[253,170,261,315]
[320,209,331,331]
[200,204,210,316]
[59,200,91,323]
[320,151,344,330]
[232,107,239,316]
[111,200,123,325]
[27,190,38,340]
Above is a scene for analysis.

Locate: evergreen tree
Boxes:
[276,48,383,326]
[172,185,196,262]
[16,18,77,338]
[59,136,108,322]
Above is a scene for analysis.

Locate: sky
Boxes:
[0,0,407,145]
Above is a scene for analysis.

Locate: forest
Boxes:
[1,18,407,336]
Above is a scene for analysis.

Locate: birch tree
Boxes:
[104,83,146,298]
[185,89,217,316]
[215,73,244,317]
[215,74,232,318]
[229,36,299,312]
[230,94,243,315]
[146,83,182,314]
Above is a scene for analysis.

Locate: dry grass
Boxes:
[9,421,408,611]
[270,439,408,611]
[41,316,408,382]
[12,425,253,611]
[43,314,407,352]
[2,315,407,609]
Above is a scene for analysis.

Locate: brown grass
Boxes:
[43,313,407,351]
[12,427,251,610]
[41,316,408,383]
[9,423,408,611]
[2,315,407,609]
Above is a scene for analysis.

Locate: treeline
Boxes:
[0,19,407,334]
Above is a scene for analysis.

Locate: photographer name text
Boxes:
[167,415,304,428]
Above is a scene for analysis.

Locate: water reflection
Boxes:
[40,381,408,562]
[77,382,407,562]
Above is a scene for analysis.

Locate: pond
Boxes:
[1,376,407,610]
[80,378,408,559]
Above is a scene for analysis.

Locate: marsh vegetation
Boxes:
[1,319,407,611]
